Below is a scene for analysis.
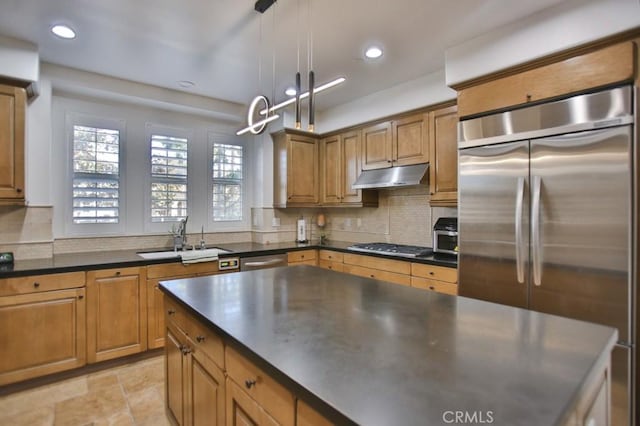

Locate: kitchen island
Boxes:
[159,265,616,426]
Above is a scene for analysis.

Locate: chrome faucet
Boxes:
[173,216,188,251]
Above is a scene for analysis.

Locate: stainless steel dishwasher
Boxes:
[240,253,288,271]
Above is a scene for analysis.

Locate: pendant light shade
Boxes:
[308,70,315,132]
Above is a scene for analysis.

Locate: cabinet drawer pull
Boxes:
[115,271,121,276]
[429,286,435,290]
[429,271,435,276]
[78,295,84,300]
[196,335,205,343]
[370,274,375,278]
[245,379,257,389]
[33,282,40,288]
[168,309,176,315]
[16,188,22,193]
[301,255,305,259]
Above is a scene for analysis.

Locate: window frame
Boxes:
[208,132,251,231]
[144,124,194,234]
[64,112,127,236]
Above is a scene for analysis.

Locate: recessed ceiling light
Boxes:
[365,46,383,59]
[178,80,195,88]
[285,87,296,96]
[51,24,76,39]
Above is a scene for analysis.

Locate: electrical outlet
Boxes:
[357,218,362,228]
[272,217,281,227]
[345,218,352,228]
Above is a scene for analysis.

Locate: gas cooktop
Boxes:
[347,243,433,258]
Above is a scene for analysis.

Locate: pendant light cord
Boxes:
[271,1,277,118]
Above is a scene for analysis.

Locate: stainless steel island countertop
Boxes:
[160,265,617,426]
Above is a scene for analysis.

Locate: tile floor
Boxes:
[0,355,170,426]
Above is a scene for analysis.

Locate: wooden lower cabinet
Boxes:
[297,400,333,426]
[226,378,279,426]
[287,250,317,266]
[411,263,458,296]
[166,323,225,426]
[87,266,147,363]
[0,287,86,385]
[343,264,411,286]
[147,262,224,349]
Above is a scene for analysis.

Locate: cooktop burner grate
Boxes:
[347,243,433,258]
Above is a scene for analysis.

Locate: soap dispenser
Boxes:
[296,216,308,243]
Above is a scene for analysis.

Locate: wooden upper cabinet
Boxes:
[429,105,458,207]
[321,130,377,207]
[362,113,428,170]
[456,41,636,118]
[320,135,341,204]
[361,122,392,170]
[0,84,26,204]
[341,130,365,203]
[393,113,429,166]
[273,131,319,207]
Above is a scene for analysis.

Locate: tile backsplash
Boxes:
[1,187,455,260]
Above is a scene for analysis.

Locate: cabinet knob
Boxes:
[429,272,434,275]
[287,196,292,200]
[196,335,205,343]
[16,188,22,193]
[387,160,392,163]
[526,93,532,101]
[33,282,40,288]
[245,379,257,389]
[181,346,191,356]
[168,309,176,315]
[370,274,375,278]
[78,295,84,300]
[301,255,305,259]
[429,286,435,291]
[115,271,121,276]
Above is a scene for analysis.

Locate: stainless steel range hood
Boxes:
[352,163,429,189]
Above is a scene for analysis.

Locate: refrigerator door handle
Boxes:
[515,177,526,284]
[532,175,542,286]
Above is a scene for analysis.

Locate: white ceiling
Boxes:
[0,0,571,110]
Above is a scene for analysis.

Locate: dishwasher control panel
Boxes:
[218,257,240,271]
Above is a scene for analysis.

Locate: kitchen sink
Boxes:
[137,247,230,260]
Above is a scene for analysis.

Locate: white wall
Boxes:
[316,69,456,133]
[0,35,38,82]
[446,0,640,86]
[26,78,52,206]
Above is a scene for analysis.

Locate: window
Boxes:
[150,134,188,222]
[212,143,243,221]
[72,125,120,224]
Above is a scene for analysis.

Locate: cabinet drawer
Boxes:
[318,259,344,272]
[0,271,85,296]
[343,264,411,286]
[165,296,188,332]
[147,262,220,279]
[88,266,145,280]
[290,259,317,266]
[411,263,457,283]
[225,346,295,426]
[318,250,344,262]
[287,250,317,263]
[411,277,458,296]
[183,312,224,369]
[343,253,411,275]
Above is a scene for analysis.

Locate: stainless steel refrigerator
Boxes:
[458,86,635,425]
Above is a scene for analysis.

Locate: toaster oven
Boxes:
[433,217,458,255]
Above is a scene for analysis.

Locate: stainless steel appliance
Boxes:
[433,217,458,256]
[240,253,288,271]
[457,85,635,425]
[347,243,432,258]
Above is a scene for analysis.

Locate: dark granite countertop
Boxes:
[0,240,455,278]
[160,266,617,426]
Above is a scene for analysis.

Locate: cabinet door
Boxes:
[287,134,319,204]
[393,113,429,166]
[429,105,458,206]
[361,122,392,170]
[189,348,226,426]
[226,378,279,426]
[341,130,362,203]
[166,326,186,426]
[87,267,147,362]
[0,84,26,202]
[0,288,86,385]
[320,135,341,204]
[147,278,165,349]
